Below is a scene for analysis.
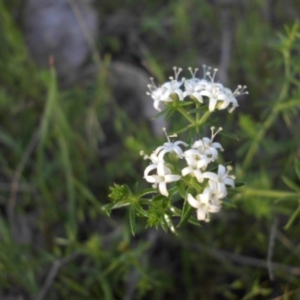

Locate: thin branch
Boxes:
[276,230,300,261]
[267,216,278,281]
[7,129,39,230]
[66,0,101,68]
[35,252,82,300]
[185,241,300,276]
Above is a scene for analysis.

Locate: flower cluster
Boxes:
[147,66,248,113]
[142,127,235,222]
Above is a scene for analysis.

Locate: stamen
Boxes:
[188,67,199,78]
[172,66,183,80]
[162,127,177,142]
[232,84,249,96]
[210,126,223,141]
[202,65,207,79]
[140,150,149,160]
[162,127,170,142]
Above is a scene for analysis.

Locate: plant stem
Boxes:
[176,106,196,125]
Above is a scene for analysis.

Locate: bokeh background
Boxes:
[1,0,300,299]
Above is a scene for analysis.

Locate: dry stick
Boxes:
[66,0,101,68]
[185,241,300,276]
[267,216,278,281]
[35,252,82,300]
[218,2,234,85]
[277,230,300,261]
[7,129,40,230]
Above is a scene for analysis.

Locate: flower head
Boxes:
[203,165,235,198]
[154,128,188,159]
[192,126,224,161]
[144,162,181,196]
[187,188,221,222]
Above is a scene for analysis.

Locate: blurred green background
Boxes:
[1,0,300,299]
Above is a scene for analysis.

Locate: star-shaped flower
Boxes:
[192,127,224,161]
[187,188,221,222]
[144,162,181,196]
[153,128,188,159]
[202,165,235,199]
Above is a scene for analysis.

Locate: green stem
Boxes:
[197,111,212,128]
[173,123,194,135]
[176,106,196,125]
[243,188,299,199]
[243,51,290,170]
[195,101,200,135]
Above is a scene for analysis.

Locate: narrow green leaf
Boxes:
[235,181,246,188]
[138,188,157,197]
[133,203,149,217]
[282,175,300,193]
[284,203,300,230]
[176,181,186,198]
[102,203,115,216]
[112,201,131,209]
[295,160,300,182]
[218,129,239,141]
[164,213,177,235]
[177,200,193,228]
[187,106,208,114]
[222,198,236,207]
[152,107,171,119]
[129,206,136,236]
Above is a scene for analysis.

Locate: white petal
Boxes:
[164,174,181,183]
[202,172,218,181]
[157,162,168,176]
[223,177,235,187]
[175,90,184,100]
[187,194,200,208]
[153,100,161,112]
[196,208,206,221]
[144,175,160,183]
[209,98,218,112]
[208,204,221,213]
[158,182,168,196]
[182,166,193,176]
[217,165,226,177]
[194,170,204,183]
[200,188,211,204]
[144,164,157,177]
[200,90,212,98]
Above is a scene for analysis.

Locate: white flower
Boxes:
[181,151,213,183]
[187,188,221,222]
[218,86,248,113]
[183,67,209,102]
[146,82,172,112]
[146,67,185,111]
[202,165,235,199]
[153,128,188,159]
[192,126,224,161]
[200,81,228,112]
[182,148,211,170]
[144,162,181,196]
[162,79,184,101]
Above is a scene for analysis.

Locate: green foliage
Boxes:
[1,0,300,299]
